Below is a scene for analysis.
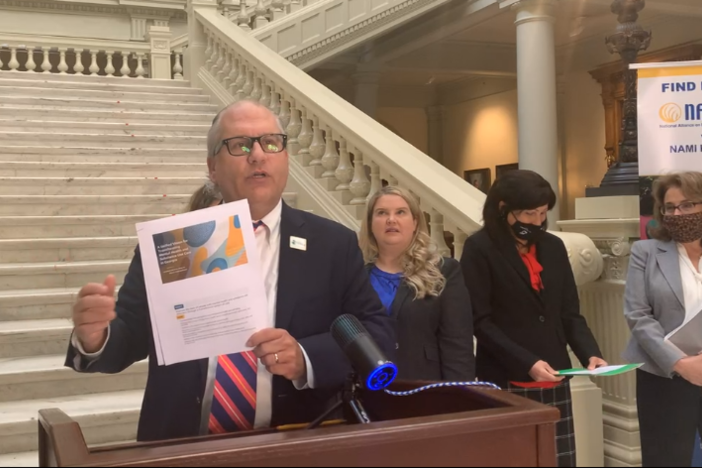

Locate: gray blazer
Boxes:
[623,239,687,378]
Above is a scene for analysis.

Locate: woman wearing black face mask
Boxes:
[624,172,702,467]
[460,170,605,468]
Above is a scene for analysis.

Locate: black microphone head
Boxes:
[330,314,397,391]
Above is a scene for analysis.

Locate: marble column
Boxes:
[512,0,560,222]
[352,64,381,118]
[426,105,444,164]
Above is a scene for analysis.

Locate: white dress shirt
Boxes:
[72,198,315,434]
[677,243,702,325]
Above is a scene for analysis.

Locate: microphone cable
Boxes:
[383,381,501,397]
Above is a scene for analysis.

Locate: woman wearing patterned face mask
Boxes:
[624,172,702,467]
[460,170,605,468]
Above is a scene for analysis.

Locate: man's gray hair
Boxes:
[207,99,286,158]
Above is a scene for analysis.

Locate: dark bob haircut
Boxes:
[482,169,556,241]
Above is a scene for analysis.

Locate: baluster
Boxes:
[55,48,68,74]
[272,0,285,20]
[308,116,325,167]
[335,137,354,191]
[349,150,371,205]
[387,174,398,186]
[429,209,451,257]
[8,47,20,72]
[242,68,254,98]
[254,0,269,29]
[235,62,248,100]
[89,51,99,75]
[120,51,131,77]
[220,50,232,86]
[135,53,146,78]
[0,47,3,70]
[229,56,242,97]
[73,49,85,75]
[40,48,51,73]
[238,3,251,32]
[204,34,214,69]
[104,51,115,77]
[321,127,340,179]
[366,160,381,202]
[297,108,313,165]
[286,101,302,156]
[260,79,271,107]
[24,46,36,72]
[283,0,292,14]
[211,40,223,77]
[277,92,289,128]
[452,229,468,260]
[173,50,184,80]
[250,73,262,101]
[226,53,238,91]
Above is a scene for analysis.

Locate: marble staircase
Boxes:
[0,72,298,467]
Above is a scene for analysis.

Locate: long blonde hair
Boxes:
[360,186,445,299]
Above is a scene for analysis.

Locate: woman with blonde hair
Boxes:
[360,185,475,381]
[187,180,222,212]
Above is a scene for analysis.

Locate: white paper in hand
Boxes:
[666,309,702,357]
[136,199,269,366]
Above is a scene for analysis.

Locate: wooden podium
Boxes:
[38,381,560,467]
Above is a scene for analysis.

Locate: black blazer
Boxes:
[367,257,475,382]
[65,203,395,442]
[460,228,602,387]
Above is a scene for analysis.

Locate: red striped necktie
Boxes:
[208,220,265,434]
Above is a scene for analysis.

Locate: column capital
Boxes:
[507,0,557,25]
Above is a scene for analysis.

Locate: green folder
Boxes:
[557,363,643,377]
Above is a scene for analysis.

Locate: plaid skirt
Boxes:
[507,382,576,468]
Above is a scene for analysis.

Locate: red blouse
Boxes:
[509,244,562,390]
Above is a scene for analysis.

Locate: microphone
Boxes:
[330,314,398,391]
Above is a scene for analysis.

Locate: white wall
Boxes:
[0,10,133,41]
[376,107,428,154]
[442,89,519,187]
[561,71,608,220]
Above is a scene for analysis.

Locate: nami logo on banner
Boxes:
[634,62,702,239]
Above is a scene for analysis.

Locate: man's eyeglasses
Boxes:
[661,201,702,215]
[217,134,288,157]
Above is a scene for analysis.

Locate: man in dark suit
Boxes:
[65,100,395,442]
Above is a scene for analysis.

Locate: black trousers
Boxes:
[637,369,702,467]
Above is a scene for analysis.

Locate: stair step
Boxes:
[0,236,137,263]
[0,106,216,123]
[0,132,206,149]
[0,215,168,240]
[0,161,205,177]
[0,260,130,291]
[0,147,206,164]
[0,86,211,103]
[0,97,218,112]
[0,71,191,87]
[0,389,142,454]
[0,288,82,321]
[0,177,207,196]
[0,76,201,94]
[0,195,190,216]
[0,354,148,402]
[0,119,210,136]
[0,450,37,467]
[0,320,72,358]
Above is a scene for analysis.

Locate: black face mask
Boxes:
[508,213,547,244]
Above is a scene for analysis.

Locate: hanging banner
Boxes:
[635,61,702,239]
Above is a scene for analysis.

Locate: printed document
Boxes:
[665,310,702,357]
[136,199,269,366]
